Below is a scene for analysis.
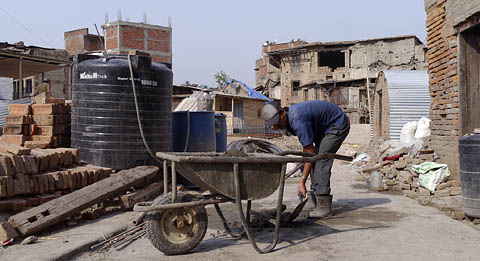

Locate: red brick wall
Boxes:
[104,22,171,65]
[151,54,170,63]
[147,40,169,52]
[425,0,460,178]
[64,28,88,38]
[105,25,118,37]
[65,37,84,56]
[121,25,144,49]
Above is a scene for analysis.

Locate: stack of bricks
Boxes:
[425,0,460,178]
[2,101,71,149]
[0,145,112,212]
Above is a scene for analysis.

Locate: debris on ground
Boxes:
[7,166,159,237]
[21,235,37,245]
[351,120,469,223]
[91,223,146,253]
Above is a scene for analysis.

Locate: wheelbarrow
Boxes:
[133,151,352,255]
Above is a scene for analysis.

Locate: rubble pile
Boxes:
[0,145,112,212]
[2,101,71,149]
[355,136,461,198]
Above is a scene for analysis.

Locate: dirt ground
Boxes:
[73,125,480,260]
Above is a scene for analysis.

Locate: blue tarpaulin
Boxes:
[225,79,271,101]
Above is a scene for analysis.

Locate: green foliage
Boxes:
[214,70,231,87]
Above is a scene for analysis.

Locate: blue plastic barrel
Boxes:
[215,113,227,152]
[171,111,216,152]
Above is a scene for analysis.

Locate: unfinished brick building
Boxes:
[256,36,427,123]
[424,0,480,179]
[102,20,172,67]
[64,28,104,56]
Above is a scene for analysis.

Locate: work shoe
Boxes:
[307,195,332,219]
[303,191,317,211]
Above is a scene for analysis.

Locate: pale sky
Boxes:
[1,0,427,88]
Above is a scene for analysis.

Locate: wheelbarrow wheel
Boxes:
[145,192,208,255]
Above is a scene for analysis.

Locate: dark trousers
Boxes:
[310,120,350,196]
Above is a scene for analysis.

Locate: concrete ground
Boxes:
[2,125,480,260]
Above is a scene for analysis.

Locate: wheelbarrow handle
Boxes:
[276,150,353,162]
[275,150,314,157]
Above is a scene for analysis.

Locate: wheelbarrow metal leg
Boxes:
[233,163,286,254]
[172,161,177,203]
[213,203,243,239]
[246,200,252,226]
[163,160,168,195]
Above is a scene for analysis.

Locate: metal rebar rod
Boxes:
[90,225,144,249]
[113,231,146,249]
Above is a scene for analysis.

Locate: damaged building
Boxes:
[255,35,427,123]
[424,0,480,179]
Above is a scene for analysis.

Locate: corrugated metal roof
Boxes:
[381,70,430,141]
[0,97,31,130]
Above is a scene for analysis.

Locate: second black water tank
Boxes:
[71,54,172,169]
[459,134,480,218]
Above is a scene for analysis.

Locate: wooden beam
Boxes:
[8,166,159,236]
[119,180,165,209]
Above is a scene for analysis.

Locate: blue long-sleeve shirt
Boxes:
[285,100,348,147]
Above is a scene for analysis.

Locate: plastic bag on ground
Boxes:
[349,153,370,166]
[412,162,451,191]
[415,117,431,139]
[400,121,418,145]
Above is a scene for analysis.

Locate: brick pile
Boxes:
[357,137,461,197]
[2,100,71,149]
[0,145,112,212]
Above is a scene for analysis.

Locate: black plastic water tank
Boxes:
[72,54,172,169]
[459,134,480,218]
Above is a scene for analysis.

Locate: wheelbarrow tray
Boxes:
[156,152,291,200]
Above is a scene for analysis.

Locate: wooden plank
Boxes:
[32,115,57,126]
[465,28,480,132]
[3,125,27,135]
[8,166,159,236]
[5,115,32,125]
[0,153,16,176]
[119,180,165,209]
[0,177,7,198]
[0,142,31,156]
[0,135,26,146]
[8,104,31,116]
[45,98,65,104]
[31,149,50,172]
[0,222,18,242]
[35,126,59,136]
[31,104,59,115]
[24,141,49,149]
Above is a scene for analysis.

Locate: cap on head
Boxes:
[262,101,281,129]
